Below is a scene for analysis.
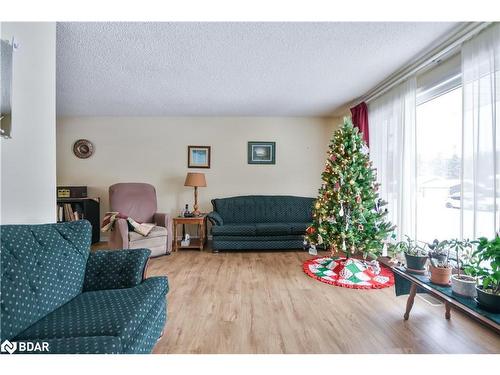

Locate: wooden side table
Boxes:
[172,215,207,252]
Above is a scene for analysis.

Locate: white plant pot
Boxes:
[451,274,477,298]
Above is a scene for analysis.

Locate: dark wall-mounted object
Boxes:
[247,141,276,164]
[73,139,94,158]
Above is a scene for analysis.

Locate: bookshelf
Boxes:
[57,197,100,244]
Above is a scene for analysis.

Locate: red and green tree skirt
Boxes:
[305,117,394,260]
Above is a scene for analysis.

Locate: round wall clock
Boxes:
[73,139,94,159]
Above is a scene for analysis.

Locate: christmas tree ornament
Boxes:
[360,144,369,155]
[308,244,318,256]
[317,234,324,245]
[339,204,344,217]
[306,226,316,235]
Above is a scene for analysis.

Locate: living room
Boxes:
[1,0,499,373]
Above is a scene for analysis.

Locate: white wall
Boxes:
[1,22,56,224]
[57,117,336,224]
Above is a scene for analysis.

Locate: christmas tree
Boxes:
[305,117,394,260]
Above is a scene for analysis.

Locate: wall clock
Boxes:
[73,139,94,159]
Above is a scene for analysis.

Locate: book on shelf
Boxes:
[57,202,86,222]
[58,205,64,222]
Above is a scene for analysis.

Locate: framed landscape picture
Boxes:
[188,145,211,168]
[248,141,276,164]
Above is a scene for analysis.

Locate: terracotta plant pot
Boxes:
[451,274,477,298]
[404,253,428,272]
[476,286,500,313]
[429,264,452,286]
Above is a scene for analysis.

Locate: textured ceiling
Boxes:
[56,22,460,117]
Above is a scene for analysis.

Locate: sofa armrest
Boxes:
[83,249,151,292]
[207,211,223,226]
[154,212,173,254]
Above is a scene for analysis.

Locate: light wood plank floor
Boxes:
[139,248,500,354]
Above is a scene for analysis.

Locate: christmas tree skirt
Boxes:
[303,257,394,289]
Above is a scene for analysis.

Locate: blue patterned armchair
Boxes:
[0,220,168,354]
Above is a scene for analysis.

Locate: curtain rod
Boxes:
[361,22,492,105]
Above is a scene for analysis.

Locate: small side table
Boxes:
[172,215,207,252]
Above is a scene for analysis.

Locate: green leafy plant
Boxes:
[466,236,500,295]
[389,235,427,257]
[448,238,478,278]
[427,239,452,268]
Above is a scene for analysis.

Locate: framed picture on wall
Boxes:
[188,145,211,168]
[247,142,276,164]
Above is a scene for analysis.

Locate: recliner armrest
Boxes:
[83,249,151,292]
[154,212,173,254]
[207,211,223,226]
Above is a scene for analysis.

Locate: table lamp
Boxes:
[184,172,207,216]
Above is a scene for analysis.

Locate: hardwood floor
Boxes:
[138,248,500,354]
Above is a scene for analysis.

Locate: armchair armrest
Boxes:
[154,212,173,254]
[108,218,129,249]
[83,249,151,292]
[207,211,223,226]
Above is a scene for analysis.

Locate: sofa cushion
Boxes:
[211,224,256,236]
[289,222,310,235]
[255,223,291,235]
[0,221,91,341]
[129,225,167,242]
[15,276,168,352]
[211,195,314,224]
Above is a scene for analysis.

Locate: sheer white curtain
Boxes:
[368,78,417,240]
[461,24,500,239]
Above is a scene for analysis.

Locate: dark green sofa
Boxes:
[207,195,314,251]
[0,220,168,354]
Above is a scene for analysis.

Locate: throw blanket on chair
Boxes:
[101,212,155,236]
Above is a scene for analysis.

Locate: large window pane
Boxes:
[416,87,462,242]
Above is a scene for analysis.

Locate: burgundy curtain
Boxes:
[350,102,369,146]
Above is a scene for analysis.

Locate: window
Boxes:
[416,86,462,242]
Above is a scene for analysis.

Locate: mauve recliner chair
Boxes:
[108,183,172,256]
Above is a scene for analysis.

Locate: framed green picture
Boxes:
[247,142,276,164]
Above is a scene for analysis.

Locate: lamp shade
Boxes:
[184,172,207,187]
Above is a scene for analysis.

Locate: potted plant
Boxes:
[427,239,453,286]
[450,239,478,298]
[390,235,428,273]
[470,236,500,312]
